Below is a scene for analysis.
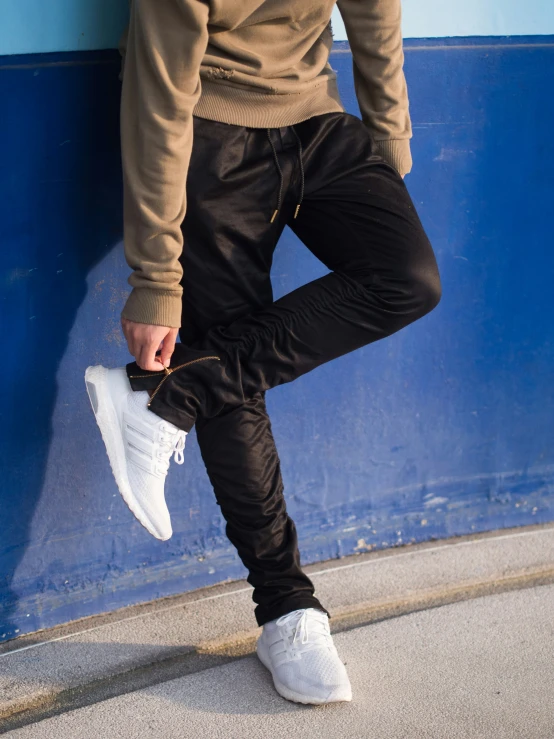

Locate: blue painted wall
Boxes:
[1,33,554,641]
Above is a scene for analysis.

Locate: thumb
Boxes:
[160,328,178,368]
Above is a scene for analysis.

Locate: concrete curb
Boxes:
[1,522,553,732]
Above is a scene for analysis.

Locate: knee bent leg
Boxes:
[412,266,442,318]
[347,260,441,328]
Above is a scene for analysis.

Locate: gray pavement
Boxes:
[1,523,554,735]
[6,583,554,738]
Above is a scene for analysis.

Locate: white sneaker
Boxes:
[85,365,187,541]
[256,608,352,705]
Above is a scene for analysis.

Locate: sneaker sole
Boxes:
[256,638,352,705]
[84,365,171,541]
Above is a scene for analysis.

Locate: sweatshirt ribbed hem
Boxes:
[194,78,345,129]
[195,81,412,175]
[374,138,412,176]
[122,287,183,328]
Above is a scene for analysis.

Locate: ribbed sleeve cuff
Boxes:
[374,139,413,177]
[121,288,183,328]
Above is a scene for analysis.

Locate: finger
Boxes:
[137,340,165,372]
[121,318,137,358]
[160,329,178,367]
[128,336,138,360]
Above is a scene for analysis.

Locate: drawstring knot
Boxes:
[266,128,305,223]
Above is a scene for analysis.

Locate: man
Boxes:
[85,0,440,706]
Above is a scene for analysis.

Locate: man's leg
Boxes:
[178,117,327,626]
[129,112,441,431]
[195,398,324,625]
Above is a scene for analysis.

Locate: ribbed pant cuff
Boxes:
[125,362,196,433]
[147,392,196,433]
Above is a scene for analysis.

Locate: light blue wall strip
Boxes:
[333,0,554,41]
[0,0,129,56]
[1,0,554,56]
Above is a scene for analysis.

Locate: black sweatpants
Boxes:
[127,111,441,626]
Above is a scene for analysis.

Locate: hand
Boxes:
[121,318,178,371]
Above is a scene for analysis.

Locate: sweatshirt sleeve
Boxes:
[120,0,210,327]
[336,0,412,176]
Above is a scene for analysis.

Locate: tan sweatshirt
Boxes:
[120,1,412,327]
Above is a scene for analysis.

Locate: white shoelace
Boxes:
[156,423,187,472]
[276,608,331,649]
